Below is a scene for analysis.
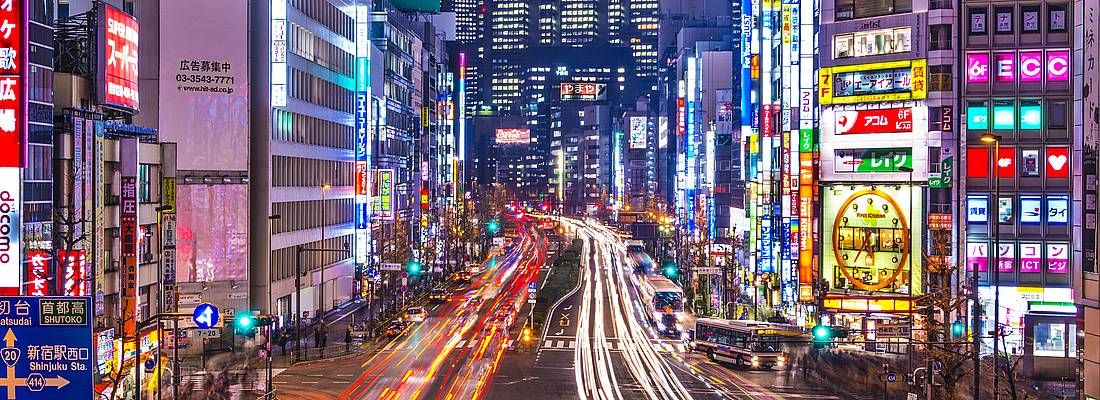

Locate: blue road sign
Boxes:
[0,296,93,399]
[365,267,379,280]
[527,282,537,292]
[192,303,220,329]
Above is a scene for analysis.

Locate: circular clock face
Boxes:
[831,189,910,292]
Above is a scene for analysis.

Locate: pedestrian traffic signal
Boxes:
[951,320,965,338]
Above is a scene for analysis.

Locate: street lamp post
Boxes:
[981,133,1002,399]
[319,183,331,316]
[266,214,281,395]
[897,165,915,388]
[152,204,172,400]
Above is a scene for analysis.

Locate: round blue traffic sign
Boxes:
[193,303,220,329]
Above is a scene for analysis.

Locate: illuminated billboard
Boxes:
[823,185,923,295]
[0,0,24,169]
[967,50,1070,84]
[561,82,607,101]
[629,116,647,149]
[495,128,530,145]
[98,3,140,111]
[833,148,912,173]
[372,169,395,221]
[834,107,913,134]
[819,60,927,105]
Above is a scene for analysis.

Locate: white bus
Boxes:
[690,318,801,369]
[637,275,685,336]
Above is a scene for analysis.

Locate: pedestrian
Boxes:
[279,328,288,356]
[345,326,353,352]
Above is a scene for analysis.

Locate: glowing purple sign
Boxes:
[1019,51,1043,82]
[1046,50,1070,81]
[967,53,989,83]
[995,52,1015,82]
[1019,243,1041,273]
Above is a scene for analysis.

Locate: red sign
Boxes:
[59,249,88,296]
[1046,147,1069,178]
[966,146,1016,178]
[835,108,913,134]
[762,104,774,137]
[99,4,140,110]
[560,82,606,100]
[120,176,138,338]
[0,0,24,168]
[27,250,48,296]
[677,98,685,135]
[355,161,368,195]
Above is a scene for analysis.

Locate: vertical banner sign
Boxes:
[27,250,47,296]
[93,121,105,314]
[161,177,177,312]
[97,3,140,111]
[1081,0,1100,274]
[119,139,139,342]
[353,3,372,299]
[72,117,85,253]
[271,0,288,107]
[59,250,87,296]
[0,0,24,296]
[373,169,395,221]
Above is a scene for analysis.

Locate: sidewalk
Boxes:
[267,300,382,367]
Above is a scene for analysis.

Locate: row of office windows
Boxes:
[272,109,355,150]
[272,156,353,188]
[270,198,354,235]
[289,68,354,114]
[271,235,354,281]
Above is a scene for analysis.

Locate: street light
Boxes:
[152,204,172,400]
[897,165,915,381]
[980,133,1003,398]
[319,183,332,316]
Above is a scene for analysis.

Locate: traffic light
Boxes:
[235,311,256,335]
[951,320,965,338]
[406,260,422,275]
[661,261,678,279]
[487,219,501,235]
[812,324,834,349]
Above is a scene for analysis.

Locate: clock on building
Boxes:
[831,189,912,292]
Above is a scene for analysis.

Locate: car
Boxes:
[453,272,472,284]
[429,288,448,303]
[403,306,427,323]
[469,296,483,306]
[384,320,410,338]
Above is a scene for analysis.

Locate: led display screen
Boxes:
[823,185,923,294]
[98,3,140,111]
[967,195,988,224]
[967,105,989,130]
[819,60,926,104]
[1020,196,1042,224]
[1047,195,1069,224]
[1046,147,1069,178]
[993,104,1015,130]
[967,53,990,83]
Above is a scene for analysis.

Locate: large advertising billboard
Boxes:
[819,60,927,105]
[175,184,249,283]
[560,82,607,101]
[834,107,913,134]
[629,116,647,149]
[98,3,140,111]
[495,128,530,145]
[372,169,395,221]
[823,185,923,295]
[159,0,249,172]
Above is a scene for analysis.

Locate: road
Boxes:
[488,218,842,400]
[273,224,546,400]
[272,218,843,400]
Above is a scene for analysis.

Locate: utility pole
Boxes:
[295,243,350,361]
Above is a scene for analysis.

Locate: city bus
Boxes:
[689,318,800,369]
[636,275,685,336]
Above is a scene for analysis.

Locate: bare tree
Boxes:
[919,226,973,400]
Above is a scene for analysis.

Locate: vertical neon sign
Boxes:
[271,0,287,106]
[353,3,371,299]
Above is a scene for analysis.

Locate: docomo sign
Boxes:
[967,50,1069,83]
[495,128,530,144]
[0,168,19,295]
[0,0,24,169]
[835,107,913,134]
[99,4,140,111]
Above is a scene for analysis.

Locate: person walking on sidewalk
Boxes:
[345,326,353,352]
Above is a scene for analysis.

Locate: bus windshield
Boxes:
[752,334,781,353]
[654,292,683,312]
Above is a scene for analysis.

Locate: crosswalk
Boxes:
[538,336,687,353]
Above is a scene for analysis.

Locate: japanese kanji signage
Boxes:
[25,251,47,296]
[0,0,23,168]
[97,3,139,111]
[58,250,87,297]
[118,139,138,341]
[0,296,94,399]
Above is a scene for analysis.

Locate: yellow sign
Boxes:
[823,297,913,312]
[822,185,923,295]
[161,177,176,212]
[819,59,927,105]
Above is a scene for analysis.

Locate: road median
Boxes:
[532,238,583,331]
